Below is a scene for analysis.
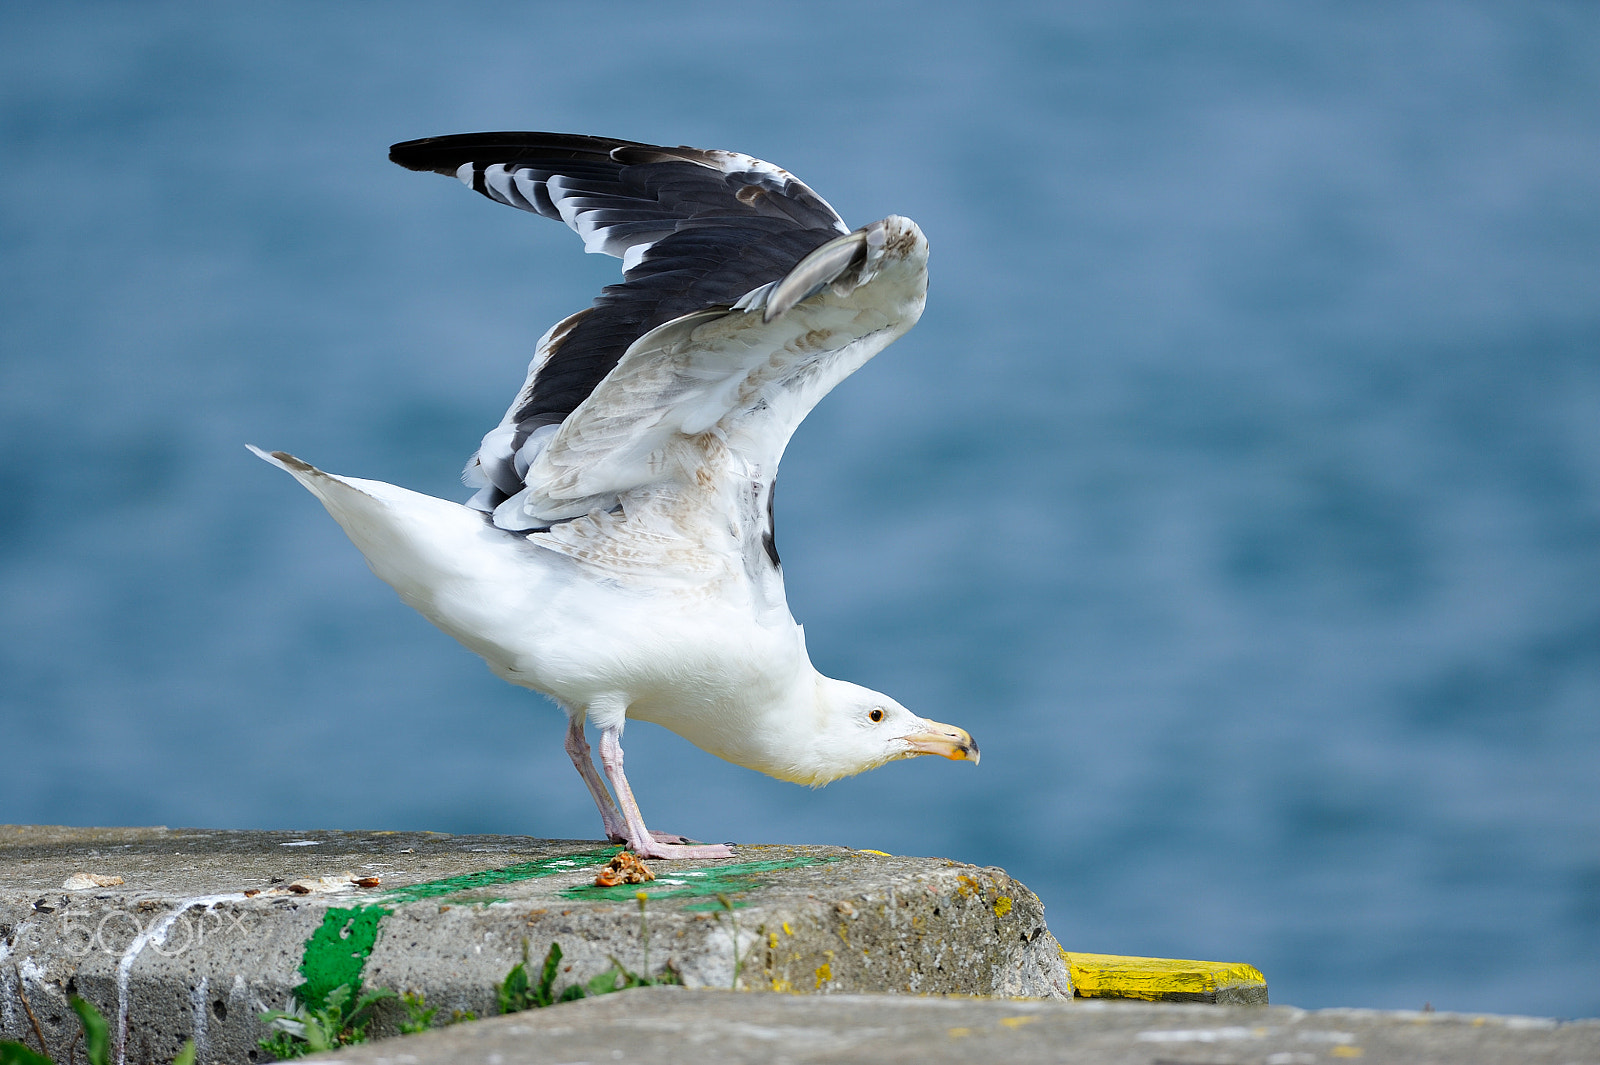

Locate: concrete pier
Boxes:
[310,986,1600,1065]
[10,825,1588,1065]
[2,826,1068,1064]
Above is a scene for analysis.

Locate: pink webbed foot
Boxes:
[626,836,735,861]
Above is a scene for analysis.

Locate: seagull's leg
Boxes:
[563,714,628,843]
[597,725,734,860]
[566,713,690,846]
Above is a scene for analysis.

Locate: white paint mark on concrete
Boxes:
[0,937,18,1035]
[189,975,209,1064]
[114,895,243,1065]
[280,840,323,847]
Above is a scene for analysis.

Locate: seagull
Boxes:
[252,132,978,860]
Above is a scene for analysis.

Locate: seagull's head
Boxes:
[791,677,979,786]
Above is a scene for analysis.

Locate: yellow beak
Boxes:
[903,720,980,764]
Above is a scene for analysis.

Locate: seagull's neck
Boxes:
[723,666,867,788]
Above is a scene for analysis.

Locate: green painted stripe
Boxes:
[291,845,621,1007]
[371,846,621,905]
[292,849,832,1007]
[297,905,392,1009]
[559,855,839,905]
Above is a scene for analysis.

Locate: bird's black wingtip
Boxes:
[388,135,462,175]
[389,131,647,176]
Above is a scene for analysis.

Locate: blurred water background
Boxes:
[2,1,1597,1018]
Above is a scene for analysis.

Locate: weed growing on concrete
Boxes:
[497,938,586,1012]
[495,923,681,1018]
[396,990,478,1033]
[258,982,395,1059]
[68,997,111,1065]
[0,1040,49,1065]
[0,996,193,1065]
[398,991,435,1034]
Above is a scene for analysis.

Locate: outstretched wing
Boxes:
[505,216,929,531]
[389,132,851,514]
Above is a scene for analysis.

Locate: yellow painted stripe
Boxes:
[1062,950,1267,1003]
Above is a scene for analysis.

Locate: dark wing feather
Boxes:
[388,133,848,247]
[520,221,841,426]
[389,132,850,512]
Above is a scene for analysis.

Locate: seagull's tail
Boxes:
[248,445,409,537]
[247,445,509,613]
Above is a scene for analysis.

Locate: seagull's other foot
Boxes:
[649,831,703,845]
[627,836,735,861]
[605,830,700,845]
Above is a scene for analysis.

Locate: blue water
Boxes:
[3,1,1596,1018]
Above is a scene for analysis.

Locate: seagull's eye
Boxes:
[869,708,885,723]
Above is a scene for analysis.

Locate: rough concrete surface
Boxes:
[0,826,1068,1064]
[310,987,1600,1065]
